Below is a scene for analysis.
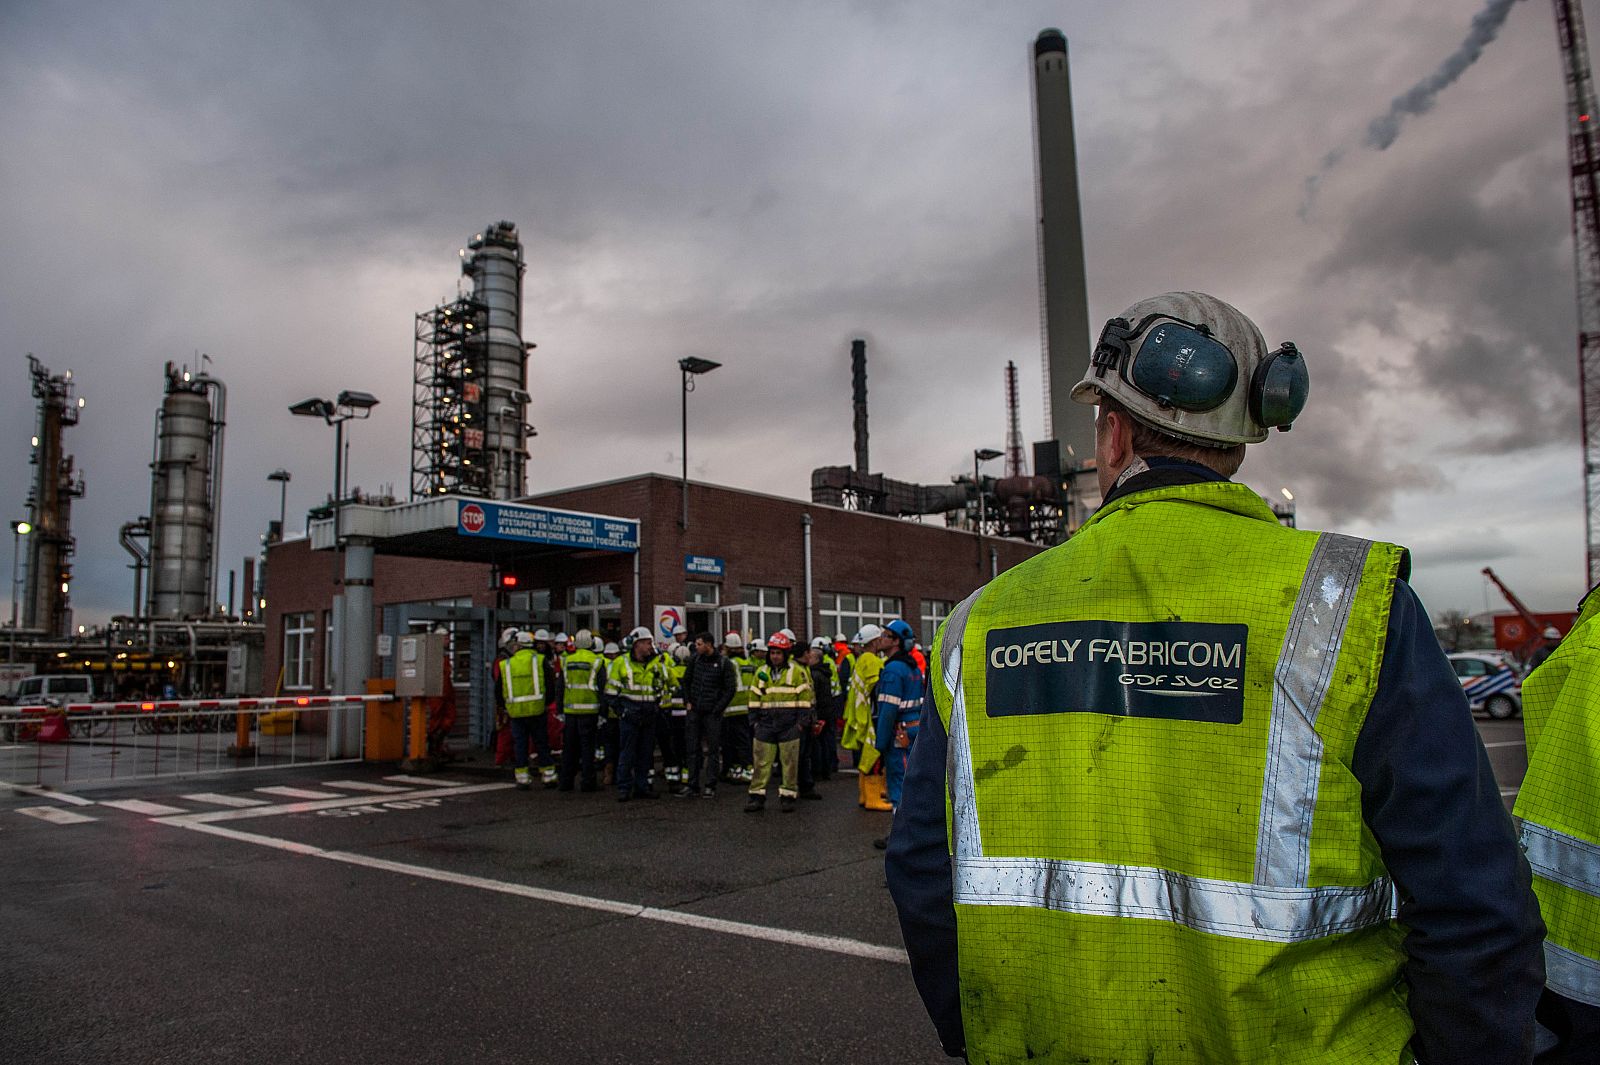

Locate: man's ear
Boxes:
[1098,409,1134,471]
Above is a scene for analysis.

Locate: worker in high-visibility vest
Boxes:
[885,291,1545,1063]
[721,632,756,784]
[1515,590,1600,1062]
[500,631,545,791]
[840,624,891,811]
[557,628,606,793]
[744,628,813,813]
[606,626,664,801]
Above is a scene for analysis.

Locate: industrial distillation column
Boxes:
[22,357,84,638]
[463,221,533,500]
[147,363,226,619]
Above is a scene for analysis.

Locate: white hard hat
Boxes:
[833,633,847,644]
[672,644,691,662]
[574,629,593,647]
[809,636,830,650]
[603,642,620,656]
[624,625,653,647]
[672,623,688,636]
[749,637,767,652]
[554,632,569,645]
[532,628,553,642]
[516,631,535,647]
[723,632,744,649]
[776,628,797,645]
[500,627,520,646]
[853,624,884,644]
[591,635,605,652]
[1071,291,1308,446]
[1543,626,1561,639]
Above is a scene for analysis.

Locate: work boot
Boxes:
[541,767,559,789]
[673,784,693,798]
[744,794,765,813]
[780,796,796,813]
[514,768,532,791]
[700,786,715,799]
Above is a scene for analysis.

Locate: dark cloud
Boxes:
[0,0,1592,620]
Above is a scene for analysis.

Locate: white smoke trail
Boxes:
[1300,0,1526,217]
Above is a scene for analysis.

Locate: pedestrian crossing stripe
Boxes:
[181,792,269,808]
[100,799,187,816]
[16,806,96,825]
[254,786,347,799]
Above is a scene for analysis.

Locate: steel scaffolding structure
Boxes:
[411,297,491,499]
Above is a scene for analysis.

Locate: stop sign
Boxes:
[460,503,487,534]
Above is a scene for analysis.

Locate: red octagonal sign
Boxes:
[460,503,487,534]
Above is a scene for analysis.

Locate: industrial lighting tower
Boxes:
[1554,0,1600,587]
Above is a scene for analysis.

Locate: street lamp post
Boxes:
[678,357,721,530]
[9,520,31,666]
[289,390,379,512]
[289,392,379,721]
[973,448,1003,535]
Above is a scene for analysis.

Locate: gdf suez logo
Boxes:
[460,504,487,534]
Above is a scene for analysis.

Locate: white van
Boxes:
[13,674,95,706]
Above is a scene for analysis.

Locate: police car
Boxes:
[1446,651,1522,719]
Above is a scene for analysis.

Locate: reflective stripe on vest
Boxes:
[606,655,658,702]
[754,662,811,709]
[939,532,1394,934]
[502,649,544,716]
[562,651,603,713]
[1522,821,1600,1003]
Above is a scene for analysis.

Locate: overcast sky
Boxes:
[1,0,1593,625]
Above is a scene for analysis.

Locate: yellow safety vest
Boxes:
[934,480,1410,1063]
[501,648,545,718]
[751,659,813,710]
[606,653,660,703]
[841,650,884,771]
[561,649,604,715]
[1514,589,1600,1007]
[662,659,687,714]
[726,654,756,715]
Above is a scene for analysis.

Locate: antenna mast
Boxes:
[1554,0,1600,587]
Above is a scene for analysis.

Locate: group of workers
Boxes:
[491,617,932,815]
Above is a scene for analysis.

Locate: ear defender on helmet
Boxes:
[1248,343,1309,431]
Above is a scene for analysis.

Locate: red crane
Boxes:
[1482,566,1558,658]
[1553,0,1600,588]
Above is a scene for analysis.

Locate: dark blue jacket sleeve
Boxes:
[1354,581,1546,1064]
[884,673,964,1058]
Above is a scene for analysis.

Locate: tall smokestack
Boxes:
[851,339,869,475]
[1032,28,1095,474]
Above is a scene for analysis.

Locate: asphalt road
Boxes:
[1,714,1529,1065]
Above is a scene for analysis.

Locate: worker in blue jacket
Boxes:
[874,618,924,810]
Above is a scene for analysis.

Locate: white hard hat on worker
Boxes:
[1070,291,1307,448]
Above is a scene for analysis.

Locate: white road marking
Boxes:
[0,780,96,805]
[181,792,269,808]
[322,780,411,793]
[16,806,97,825]
[158,782,512,825]
[382,775,465,788]
[1483,741,1526,749]
[100,799,188,816]
[161,818,909,965]
[254,786,346,799]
